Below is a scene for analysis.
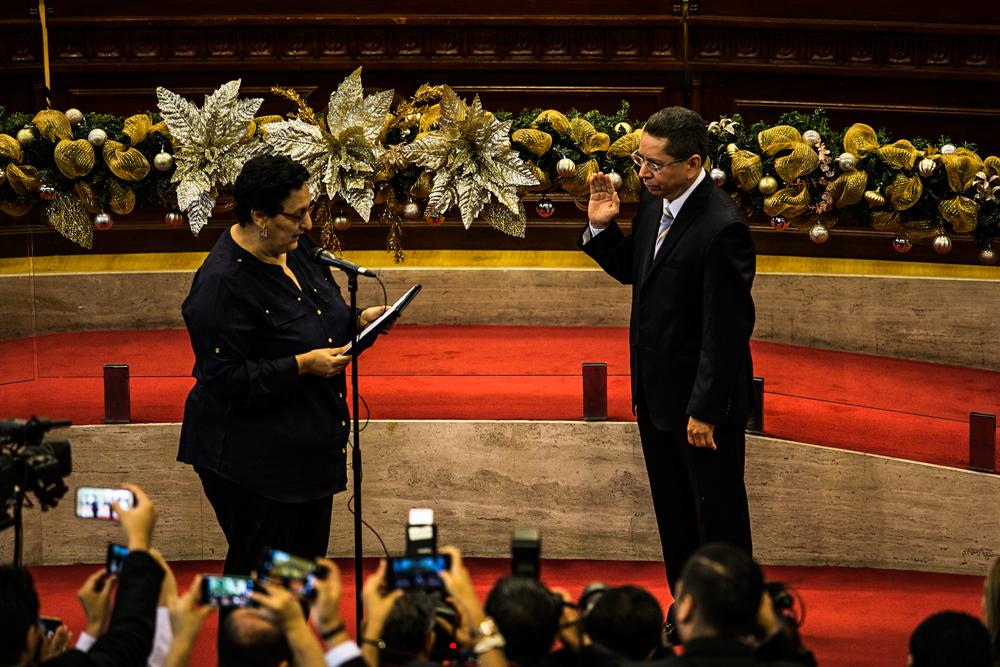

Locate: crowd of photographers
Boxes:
[1,484,998,667]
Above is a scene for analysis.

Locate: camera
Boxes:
[406,508,437,556]
[764,581,805,632]
[0,417,72,532]
[511,527,541,579]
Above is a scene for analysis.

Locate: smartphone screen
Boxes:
[75,487,135,520]
[386,553,452,591]
[39,617,62,638]
[106,543,129,575]
[259,548,323,597]
[200,575,255,607]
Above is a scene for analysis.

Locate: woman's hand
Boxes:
[296,346,351,378]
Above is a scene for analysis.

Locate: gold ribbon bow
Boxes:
[877,140,919,170]
[122,114,168,145]
[730,150,763,192]
[5,163,40,195]
[523,160,552,192]
[74,181,102,213]
[511,129,553,158]
[531,110,571,136]
[607,130,641,159]
[763,182,811,219]
[938,195,979,233]
[107,179,136,215]
[103,140,151,182]
[940,148,984,193]
[825,124,880,209]
[885,173,923,211]
[569,118,611,154]
[32,110,73,142]
[54,139,96,179]
[757,126,819,183]
[559,158,600,198]
[0,134,23,162]
[842,124,880,156]
[984,156,1000,178]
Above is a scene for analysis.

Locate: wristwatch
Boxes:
[473,617,506,656]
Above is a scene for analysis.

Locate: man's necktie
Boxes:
[654,207,674,257]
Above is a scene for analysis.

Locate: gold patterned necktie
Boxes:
[654,206,674,257]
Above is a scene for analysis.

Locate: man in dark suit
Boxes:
[579,106,756,593]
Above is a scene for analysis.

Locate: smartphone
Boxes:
[386,553,452,592]
[106,543,129,575]
[39,616,62,638]
[75,487,135,521]
[199,575,256,607]
[258,548,325,598]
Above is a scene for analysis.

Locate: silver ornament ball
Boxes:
[980,246,998,266]
[802,130,821,147]
[153,152,175,172]
[65,108,85,126]
[556,157,576,178]
[892,235,912,253]
[16,128,33,145]
[918,157,936,178]
[710,168,727,187]
[402,200,422,220]
[332,213,351,231]
[607,171,623,190]
[535,196,555,218]
[940,144,957,155]
[87,128,108,147]
[836,152,857,171]
[93,212,113,231]
[38,184,57,201]
[165,211,185,227]
[809,223,830,244]
[770,216,790,231]
[932,233,952,255]
[614,122,633,135]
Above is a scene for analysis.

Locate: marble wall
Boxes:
[5,421,998,575]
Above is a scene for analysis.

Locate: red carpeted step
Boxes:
[1,327,998,470]
[28,558,984,667]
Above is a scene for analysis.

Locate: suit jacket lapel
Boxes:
[634,196,662,293]
[642,178,712,283]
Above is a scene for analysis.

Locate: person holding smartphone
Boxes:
[177,154,389,579]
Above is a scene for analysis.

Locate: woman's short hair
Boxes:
[233,154,311,226]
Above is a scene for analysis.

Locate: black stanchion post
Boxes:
[347,273,364,638]
[103,364,130,424]
[969,412,997,473]
[582,362,608,421]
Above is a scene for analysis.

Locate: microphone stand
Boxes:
[347,272,364,638]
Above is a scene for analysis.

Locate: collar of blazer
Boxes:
[638,176,714,288]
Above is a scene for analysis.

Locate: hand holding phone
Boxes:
[386,553,452,592]
[258,548,327,598]
[106,543,129,575]
[75,487,135,521]
[199,575,255,607]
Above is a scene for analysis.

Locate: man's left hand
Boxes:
[687,416,716,450]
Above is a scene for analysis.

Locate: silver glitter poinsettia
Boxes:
[400,87,539,235]
[263,68,393,222]
[156,79,264,235]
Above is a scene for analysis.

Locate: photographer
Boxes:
[582,586,667,662]
[0,483,164,667]
[483,576,561,667]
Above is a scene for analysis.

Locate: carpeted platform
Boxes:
[1,326,998,469]
[29,558,984,667]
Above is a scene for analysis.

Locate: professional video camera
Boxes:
[0,416,73,533]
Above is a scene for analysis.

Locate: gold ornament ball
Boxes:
[758,176,779,196]
[556,157,576,177]
[165,211,185,227]
[809,223,829,244]
[726,143,738,155]
[802,130,821,147]
[710,168,726,187]
[614,122,633,135]
[535,196,555,218]
[93,212,113,231]
[917,158,936,178]
[65,108,85,126]
[425,214,445,226]
[770,216,790,231]
[153,152,175,172]
[864,191,886,208]
[87,128,107,147]
[607,171,623,190]
[932,232,952,255]
[892,235,912,253]
[402,200,422,220]
[332,213,351,231]
[940,144,957,155]
[836,152,857,171]
[16,128,34,145]
[980,246,998,265]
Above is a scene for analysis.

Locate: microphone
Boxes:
[311,247,376,278]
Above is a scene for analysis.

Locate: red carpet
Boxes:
[29,558,985,667]
[1,326,998,469]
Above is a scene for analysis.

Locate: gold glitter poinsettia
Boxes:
[156,79,264,235]
[264,68,393,222]
[400,87,539,234]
